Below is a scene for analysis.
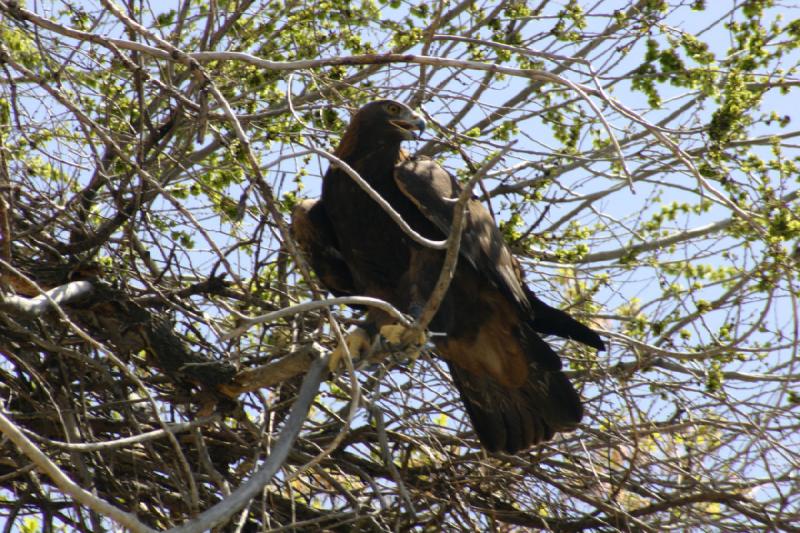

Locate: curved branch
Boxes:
[413,144,514,334]
[297,142,448,250]
[222,296,411,341]
[0,280,93,317]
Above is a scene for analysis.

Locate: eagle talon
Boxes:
[329,327,372,371]
[379,324,426,359]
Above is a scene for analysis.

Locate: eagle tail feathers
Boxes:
[448,331,582,454]
[526,288,605,351]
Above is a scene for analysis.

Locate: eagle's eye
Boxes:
[386,103,401,115]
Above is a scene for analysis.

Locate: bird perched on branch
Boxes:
[291,99,604,454]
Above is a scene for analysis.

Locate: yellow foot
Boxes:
[329,327,371,371]
[379,324,427,359]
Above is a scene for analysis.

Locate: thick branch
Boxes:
[219,344,324,396]
[0,280,94,317]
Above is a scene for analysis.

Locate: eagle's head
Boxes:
[351,100,426,142]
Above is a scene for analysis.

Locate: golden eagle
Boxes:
[291,100,604,453]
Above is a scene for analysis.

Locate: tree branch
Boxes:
[0,280,94,317]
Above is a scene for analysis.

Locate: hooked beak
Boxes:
[390,114,426,140]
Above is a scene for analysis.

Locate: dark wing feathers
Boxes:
[394,158,528,308]
[526,286,605,351]
[290,199,356,297]
[393,158,458,236]
[395,157,603,351]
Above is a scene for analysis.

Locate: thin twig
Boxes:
[22,416,219,452]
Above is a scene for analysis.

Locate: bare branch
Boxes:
[0,280,93,317]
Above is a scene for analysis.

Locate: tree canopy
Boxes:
[1,0,799,530]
